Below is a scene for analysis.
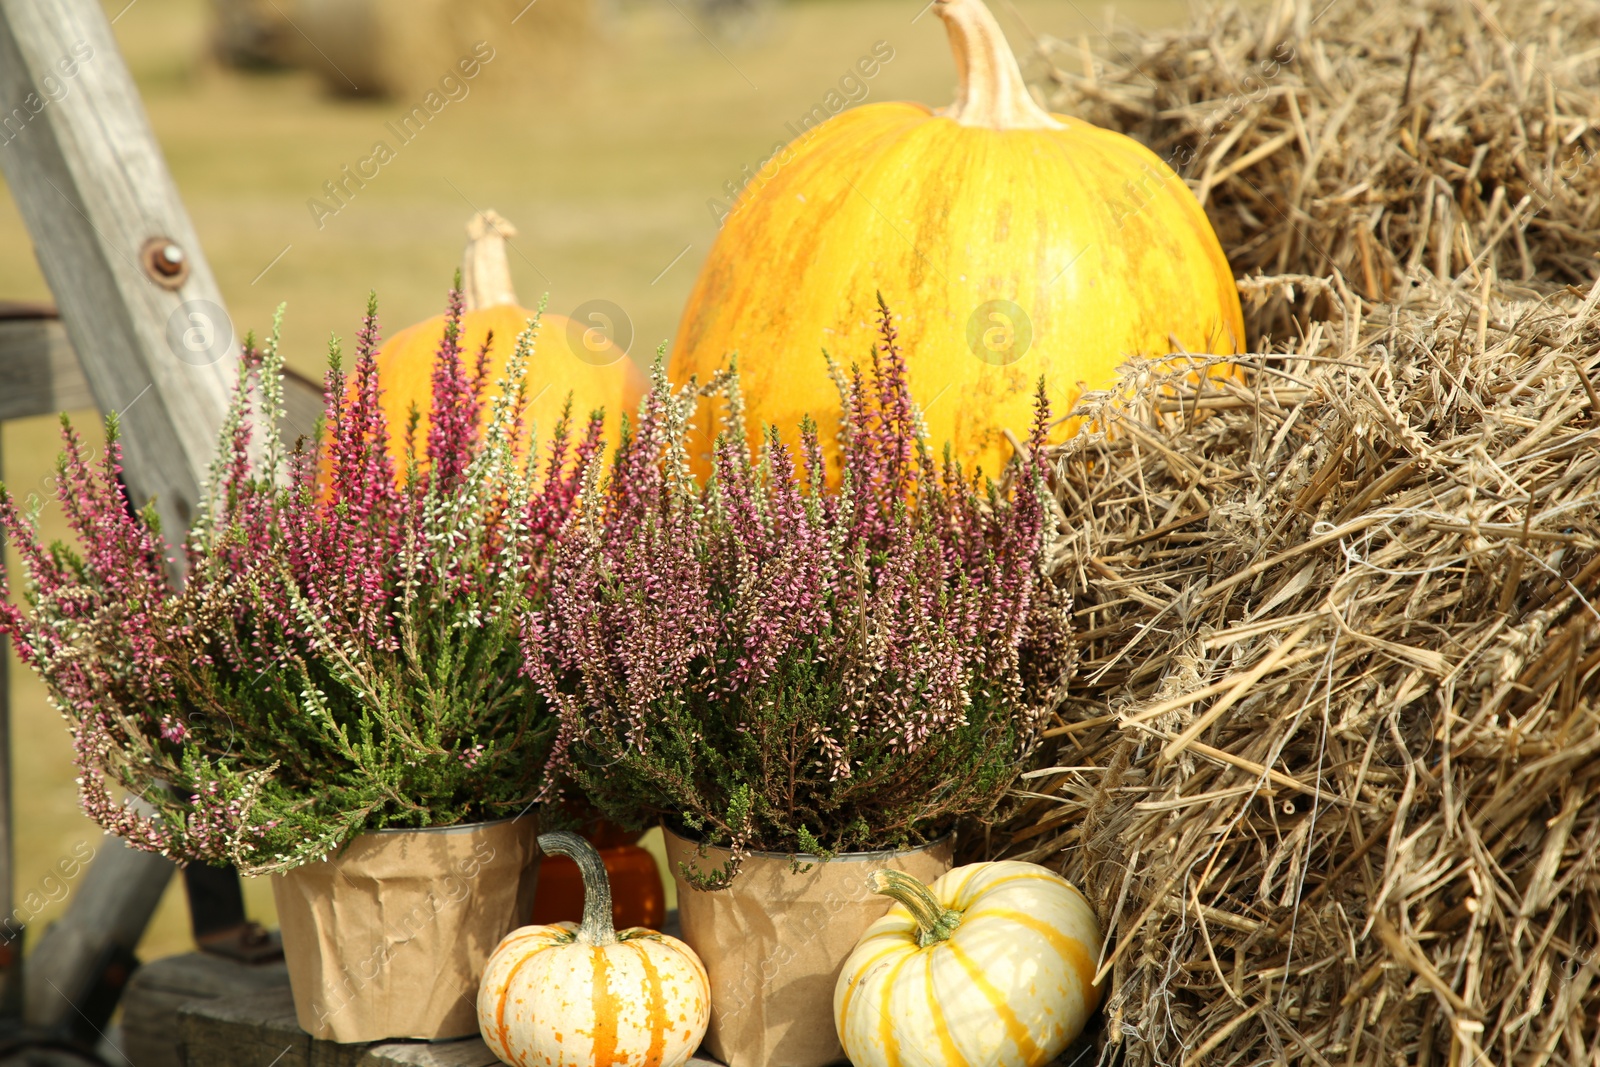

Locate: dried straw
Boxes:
[1025,0,1600,329]
[990,2,1600,1064]
[1002,275,1600,1066]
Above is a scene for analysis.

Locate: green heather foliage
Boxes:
[527,301,1073,886]
[0,291,596,874]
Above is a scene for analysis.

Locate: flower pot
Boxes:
[271,815,539,1043]
[663,827,953,1067]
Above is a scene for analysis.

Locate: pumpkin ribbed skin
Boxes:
[375,303,643,472]
[670,0,1241,477]
[478,831,709,1067]
[834,861,1102,1067]
[478,924,709,1067]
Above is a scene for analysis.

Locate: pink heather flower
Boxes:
[0,290,594,873]
[525,299,1065,867]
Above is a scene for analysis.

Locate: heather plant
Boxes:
[526,298,1072,886]
[0,290,600,875]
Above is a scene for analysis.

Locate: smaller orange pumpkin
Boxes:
[370,210,645,476]
[478,831,709,1067]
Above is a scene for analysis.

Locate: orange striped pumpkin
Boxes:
[834,862,1102,1067]
[477,831,709,1067]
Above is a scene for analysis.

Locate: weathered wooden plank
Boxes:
[0,318,95,420]
[122,952,290,1067]
[177,982,507,1067]
[360,1040,503,1067]
[0,311,324,440]
[0,0,238,542]
[175,963,726,1066]
[21,831,174,1030]
[280,364,326,447]
[177,984,322,1067]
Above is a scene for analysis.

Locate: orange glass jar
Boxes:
[530,823,666,930]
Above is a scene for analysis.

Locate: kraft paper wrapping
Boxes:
[271,815,540,1043]
[664,828,954,1067]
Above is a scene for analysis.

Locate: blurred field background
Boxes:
[1,0,1194,963]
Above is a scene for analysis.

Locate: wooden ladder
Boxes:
[0,0,317,1048]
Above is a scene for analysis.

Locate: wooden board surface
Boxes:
[121,952,291,1067]
[0,318,94,421]
[144,953,722,1067]
[181,985,724,1067]
[0,314,325,444]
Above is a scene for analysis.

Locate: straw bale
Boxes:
[1027,0,1600,336]
[293,0,599,99]
[994,5,1600,1062]
[1000,273,1600,1066]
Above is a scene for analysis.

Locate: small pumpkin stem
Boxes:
[868,869,964,946]
[934,0,1063,131]
[463,210,519,311]
[538,831,617,946]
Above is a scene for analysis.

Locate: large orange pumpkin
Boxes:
[373,210,645,474]
[669,0,1242,477]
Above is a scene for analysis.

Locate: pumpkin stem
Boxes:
[538,831,617,946]
[934,0,1063,131]
[463,210,519,311]
[868,869,964,946]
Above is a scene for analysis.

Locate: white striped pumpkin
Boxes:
[834,861,1102,1067]
[477,831,710,1067]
